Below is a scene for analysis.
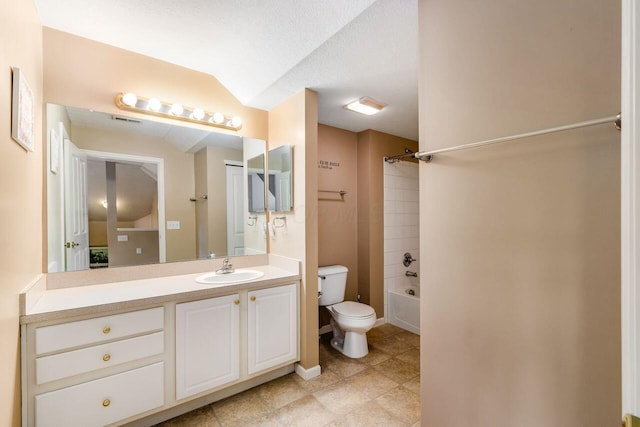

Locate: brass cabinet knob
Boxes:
[103,326,111,334]
[102,399,111,407]
[250,295,256,302]
[234,299,240,305]
[103,354,111,362]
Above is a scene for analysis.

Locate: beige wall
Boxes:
[71,124,196,262]
[43,28,268,141]
[419,0,621,425]
[357,130,418,315]
[0,1,43,425]
[318,125,359,320]
[89,221,108,246]
[268,89,319,370]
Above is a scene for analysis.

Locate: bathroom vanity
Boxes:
[19,258,300,427]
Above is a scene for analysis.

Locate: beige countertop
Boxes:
[21,264,300,324]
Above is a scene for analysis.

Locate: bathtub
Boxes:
[387,286,420,335]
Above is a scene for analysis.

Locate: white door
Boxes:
[247,284,299,375]
[226,164,245,256]
[64,139,89,271]
[175,294,240,400]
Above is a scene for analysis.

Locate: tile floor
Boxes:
[156,323,421,426]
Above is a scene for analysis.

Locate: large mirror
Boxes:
[46,103,267,273]
[267,145,293,212]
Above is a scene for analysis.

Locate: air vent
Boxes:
[111,115,142,124]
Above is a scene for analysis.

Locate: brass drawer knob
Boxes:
[102,399,111,407]
[102,326,111,334]
[250,295,256,302]
[103,354,111,362]
[234,299,240,305]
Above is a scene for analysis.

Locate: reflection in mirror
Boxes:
[46,103,267,273]
[247,154,267,213]
[268,145,293,212]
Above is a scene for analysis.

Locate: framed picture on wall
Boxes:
[11,67,35,152]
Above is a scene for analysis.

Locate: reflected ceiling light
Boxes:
[211,112,224,124]
[101,200,108,209]
[191,108,205,121]
[147,98,161,112]
[121,92,138,107]
[344,96,386,115]
[114,92,243,131]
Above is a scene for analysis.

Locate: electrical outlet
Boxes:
[167,220,181,230]
[136,248,142,254]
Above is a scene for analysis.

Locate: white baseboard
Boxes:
[374,317,386,327]
[295,363,321,380]
[319,324,332,335]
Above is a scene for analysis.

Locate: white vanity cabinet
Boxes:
[175,294,240,400]
[248,284,298,375]
[23,307,166,427]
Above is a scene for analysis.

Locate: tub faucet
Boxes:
[216,258,234,274]
[405,271,418,277]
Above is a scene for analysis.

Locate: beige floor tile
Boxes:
[211,389,270,425]
[292,369,341,394]
[374,358,419,384]
[254,374,309,409]
[370,335,415,356]
[395,347,420,368]
[343,368,398,400]
[355,345,392,366]
[376,387,421,425]
[274,395,337,426]
[325,401,407,427]
[321,354,368,378]
[313,381,369,415]
[396,331,420,348]
[222,411,282,427]
[402,376,421,395]
[157,404,219,426]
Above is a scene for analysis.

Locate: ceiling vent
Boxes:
[111,115,142,124]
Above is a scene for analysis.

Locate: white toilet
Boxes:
[318,265,376,358]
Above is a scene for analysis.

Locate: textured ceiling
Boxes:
[36,0,418,140]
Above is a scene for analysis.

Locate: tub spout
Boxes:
[405,271,418,277]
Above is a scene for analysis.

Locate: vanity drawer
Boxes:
[36,332,164,385]
[35,307,164,355]
[35,362,164,427]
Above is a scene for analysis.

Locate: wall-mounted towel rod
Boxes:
[318,190,347,196]
[415,113,621,162]
[189,195,208,202]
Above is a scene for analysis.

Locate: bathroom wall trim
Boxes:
[621,0,640,416]
[294,363,321,380]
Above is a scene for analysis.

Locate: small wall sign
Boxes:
[318,159,341,170]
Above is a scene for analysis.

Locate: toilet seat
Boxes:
[331,301,375,318]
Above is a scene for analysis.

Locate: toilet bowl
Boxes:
[327,301,376,358]
[318,266,377,359]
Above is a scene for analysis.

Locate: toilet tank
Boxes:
[318,265,348,306]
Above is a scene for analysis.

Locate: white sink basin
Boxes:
[195,269,265,285]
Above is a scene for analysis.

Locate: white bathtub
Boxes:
[387,286,420,335]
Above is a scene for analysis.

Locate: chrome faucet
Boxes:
[405,271,418,277]
[216,258,235,274]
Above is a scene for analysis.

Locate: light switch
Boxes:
[136,248,142,254]
[117,235,128,242]
[167,220,181,230]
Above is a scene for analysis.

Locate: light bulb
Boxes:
[231,116,242,128]
[170,103,184,116]
[121,93,137,107]
[210,112,224,124]
[191,108,205,121]
[147,98,161,112]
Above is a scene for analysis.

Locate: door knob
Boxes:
[65,241,80,248]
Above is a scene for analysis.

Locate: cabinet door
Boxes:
[175,294,240,400]
[248,284,298,375]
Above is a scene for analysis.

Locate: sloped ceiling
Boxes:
[36,0,418,140]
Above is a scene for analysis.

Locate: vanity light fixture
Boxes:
[343,96,386,116]
[114,92,243,131]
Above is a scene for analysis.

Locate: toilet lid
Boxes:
[332,301,375,318]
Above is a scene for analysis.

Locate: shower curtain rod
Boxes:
[414,113,621,162]
[384,149,416,163]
